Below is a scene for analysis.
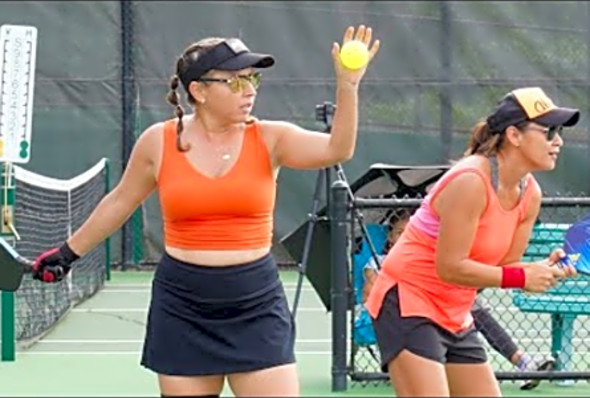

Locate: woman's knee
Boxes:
[445,362,501,397]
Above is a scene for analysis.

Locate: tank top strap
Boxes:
[489,155,499,192]
[157,119,183,182]
[517,173,539,219]
[162,118,178,153]
[240,120,273,173]
[426,167,493,207]
[488,155,526,199]
[244,120,263,146]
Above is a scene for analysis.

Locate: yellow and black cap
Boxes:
[486,87,580,134]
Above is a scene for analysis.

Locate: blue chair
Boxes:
[352,223,387,347]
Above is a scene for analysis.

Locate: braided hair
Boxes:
[165,38,225,151]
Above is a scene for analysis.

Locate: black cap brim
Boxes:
[215,52,275,71]
[534,107,580,127]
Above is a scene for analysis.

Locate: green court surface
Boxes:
[0,270,588,397]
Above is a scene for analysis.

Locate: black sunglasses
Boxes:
[522,125,564,141]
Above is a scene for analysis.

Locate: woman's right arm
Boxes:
[433,172,504,287]
[66,123,163,256]
[432,172,565,291]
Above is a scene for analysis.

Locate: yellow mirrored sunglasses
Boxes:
[197,72,262,93]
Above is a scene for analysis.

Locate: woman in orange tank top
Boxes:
[366,87,579,397]
[363,213,556,391]
[29,26,380,397]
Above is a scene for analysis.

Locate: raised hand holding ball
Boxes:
[333,25,380,85]
[340,40,369,70]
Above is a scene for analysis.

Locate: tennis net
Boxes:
[12,158,110,344]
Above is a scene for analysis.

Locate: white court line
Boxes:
[72,308,326,313]
[17,351,331,356]
[38,339,331,344]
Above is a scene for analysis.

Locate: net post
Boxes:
[1,162,16,361]
[330,179,349,392]
[104,158,111,281]
[1,290,15,361]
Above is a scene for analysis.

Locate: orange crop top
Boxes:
[157,119,276,250]
[365,166,539,333]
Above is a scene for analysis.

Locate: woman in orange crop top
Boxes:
[30,27,380,397]
[365,87,579,397]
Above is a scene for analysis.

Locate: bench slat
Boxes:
[513,223,590,314]
[513,294,590,315]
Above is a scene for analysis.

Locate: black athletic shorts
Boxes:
[371,285,487,372]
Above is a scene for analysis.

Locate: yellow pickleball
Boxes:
[339,40,369,70]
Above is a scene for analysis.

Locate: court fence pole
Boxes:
[439,0,453,163]
[120,0,137,269]
[330,179,350,392]
[587,2,590,194]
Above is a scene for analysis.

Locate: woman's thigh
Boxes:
[227,363,299,397]
[388,349,450,397]
[158,374,225,396]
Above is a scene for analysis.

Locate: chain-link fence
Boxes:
[128,1,590,267]
[3,1,590,268]
[339,193,590,389]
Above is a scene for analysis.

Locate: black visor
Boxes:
[179,38,275,91]
[533,107,580,128]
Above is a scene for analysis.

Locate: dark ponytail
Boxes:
[166,73,190,152]
[463,120,503,157]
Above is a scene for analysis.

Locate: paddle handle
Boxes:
[558,254,590,276]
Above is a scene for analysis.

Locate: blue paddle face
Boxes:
[561,214,590,275]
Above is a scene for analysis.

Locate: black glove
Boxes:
[32,242,79,283]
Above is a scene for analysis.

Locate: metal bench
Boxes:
[512,223,590,383]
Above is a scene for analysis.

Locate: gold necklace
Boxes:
[201,128,233,161]
[195,118,239,161]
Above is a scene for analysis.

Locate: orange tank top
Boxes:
[365,165,538,333]
[157,119,276,250]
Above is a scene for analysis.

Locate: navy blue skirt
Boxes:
[140,252,296,376]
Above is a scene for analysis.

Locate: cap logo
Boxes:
[534,99,551,113]
[225,38,249,54]
[512,87,556,119]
